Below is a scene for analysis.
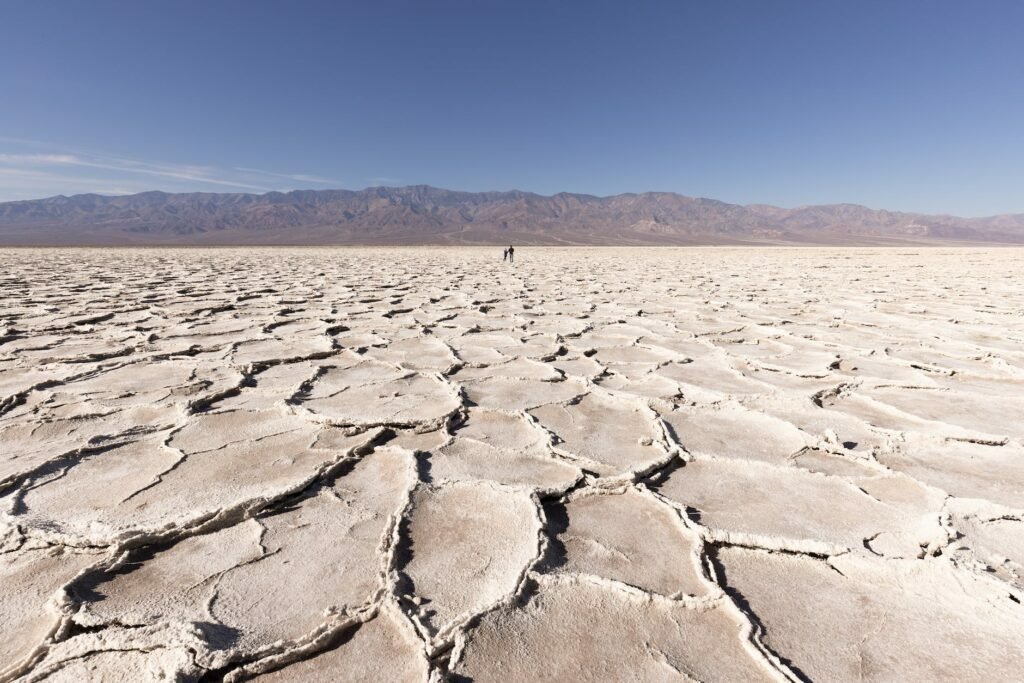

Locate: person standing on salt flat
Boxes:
[503,248,508,261]
[508,245,515,263]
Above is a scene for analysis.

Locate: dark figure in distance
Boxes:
[503,248,508,261]
[508,245,515,263]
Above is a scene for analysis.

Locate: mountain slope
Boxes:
[0,186,1022,245]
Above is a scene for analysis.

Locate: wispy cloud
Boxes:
[234,167,343,186]
[0,142,347,201]
[0,152,274,191]
[0,154,80,165]
[367,176,402,185]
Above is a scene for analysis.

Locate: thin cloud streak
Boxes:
[0,144,348,199]
[0,153,273,191]
[234,167,343,186]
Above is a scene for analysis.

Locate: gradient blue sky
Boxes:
[1,0,1022,215]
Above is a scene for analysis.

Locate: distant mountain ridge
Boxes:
[1,186,1022,245]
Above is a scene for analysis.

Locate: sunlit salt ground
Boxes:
[1,247,1023,681]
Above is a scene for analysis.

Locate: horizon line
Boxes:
[2,185,1020,221]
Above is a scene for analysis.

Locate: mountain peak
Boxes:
[0,186,1021,246]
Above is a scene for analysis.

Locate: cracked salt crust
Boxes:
[1,246,1023,681]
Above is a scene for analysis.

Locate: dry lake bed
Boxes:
[1,247,1023,681]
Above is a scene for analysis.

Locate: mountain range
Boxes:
[1,186,1022,246]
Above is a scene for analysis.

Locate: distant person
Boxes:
[503,248,508,261]
[508,245,515,263]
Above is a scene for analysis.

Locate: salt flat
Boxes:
[1,247,1022,682]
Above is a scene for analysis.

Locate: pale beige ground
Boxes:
[1,247,1023,682]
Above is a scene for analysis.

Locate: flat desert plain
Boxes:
[1,246,1023,682]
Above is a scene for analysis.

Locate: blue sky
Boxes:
[1,0,1021,215]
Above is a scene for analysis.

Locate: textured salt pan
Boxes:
[1,246,1023,680]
